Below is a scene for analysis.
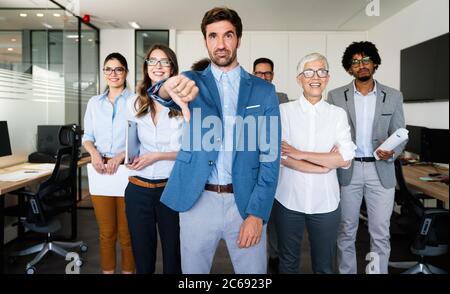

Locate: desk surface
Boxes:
[0,157,90,195]
[403,164,449,204]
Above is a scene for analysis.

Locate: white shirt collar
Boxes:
[353,80,378,96]
[299,93,326,114]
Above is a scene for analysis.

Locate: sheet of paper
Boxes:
[87,164,130,197]
[373,128,409,160]
[0,170,49,181]
[21,163,55,171]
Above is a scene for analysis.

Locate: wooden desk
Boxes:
[402,164,449,204]
[0,157,90,273]
[0,156,90,195]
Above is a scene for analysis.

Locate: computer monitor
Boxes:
[405,125,426,156]
[0,121,12,157]
[37,125,65,155]
[421,128,449,164]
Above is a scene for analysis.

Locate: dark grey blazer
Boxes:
[276,92,289,104]
[327,81,406,189]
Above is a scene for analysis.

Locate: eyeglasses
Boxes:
[299,69,329,79]
[254,71,273,77]
[145,58,171,67]
[103,67,126,75]
[351,56,372,68]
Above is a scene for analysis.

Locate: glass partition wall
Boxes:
[0,0,99,157]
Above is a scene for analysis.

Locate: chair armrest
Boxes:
[424,208,449,216]
[15,190,37,198]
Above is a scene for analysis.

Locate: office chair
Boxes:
[9,125,87,274]
[389,160,449,274]
[402,209,449,274]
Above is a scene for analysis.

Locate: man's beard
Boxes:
[210,49,236,68]
[356,75,371,82]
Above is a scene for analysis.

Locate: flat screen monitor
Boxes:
[37,125,65,155]
[421,128,449,164]
[0,121,12,157]
[401,33,449,102]
[405,125,425,156]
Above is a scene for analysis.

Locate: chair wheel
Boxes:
[75,258,83,267]
[80,244,88,253]
[7,256,17,265]
[26,266,36,274]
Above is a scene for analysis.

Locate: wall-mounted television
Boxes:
[400,33,449,103]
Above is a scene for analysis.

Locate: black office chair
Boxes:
[389,160,448,274]
[9,125,87,274]
[403,208,449,274]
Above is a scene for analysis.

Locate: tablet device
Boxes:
[125,120,139,164]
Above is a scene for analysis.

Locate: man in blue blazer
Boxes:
[148,7,281,274]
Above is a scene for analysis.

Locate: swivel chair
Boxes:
[9,125,87,274]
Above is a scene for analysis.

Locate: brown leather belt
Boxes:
[129,176,167,189]
[103,157,113,164]
[204,184,233,194]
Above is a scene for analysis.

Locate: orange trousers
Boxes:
[91,196,135,273]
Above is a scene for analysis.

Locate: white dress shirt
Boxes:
[275,94,356,214]
[127,95,184,180]
[354,80,377,157]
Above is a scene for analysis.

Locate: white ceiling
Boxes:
[75,0,419,31]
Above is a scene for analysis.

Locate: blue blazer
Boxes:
[152,65,281,223]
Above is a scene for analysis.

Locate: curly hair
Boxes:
[341,41,381,71]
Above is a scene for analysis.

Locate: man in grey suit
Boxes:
[253,57,288,273]
[253,58,289,104]
[327,41,406,274]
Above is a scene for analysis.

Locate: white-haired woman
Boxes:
[273,53,356,273]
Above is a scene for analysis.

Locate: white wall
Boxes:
[99,29,135,93]
[175,30,367,100]
[368,0,449,129]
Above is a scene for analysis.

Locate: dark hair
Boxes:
[342,41,381,71]
[191,58,211,71]
[201,7,243,39]
[253,57,274,72]
[135,44,181,118]
[103,52,129,89]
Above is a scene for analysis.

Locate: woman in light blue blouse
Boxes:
[82,53,135,274]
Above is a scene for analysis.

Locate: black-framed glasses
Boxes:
[299,68,329,78]
[351,56,372,68]
[145,58,171,67]
[103,67,126,75]
[254,71,273,77]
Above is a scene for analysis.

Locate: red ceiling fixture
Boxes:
[82,14,90,24]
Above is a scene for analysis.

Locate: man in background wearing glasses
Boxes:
[327,41,406,274]
[253,58,289,105]
[253,57,288,273]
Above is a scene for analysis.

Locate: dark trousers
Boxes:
[273,199,340,274]
[124,178,181,274]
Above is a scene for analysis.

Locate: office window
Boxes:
[0,1,99,155]
[135,30,169,88]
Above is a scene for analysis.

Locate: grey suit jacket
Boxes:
[276,92,289,104]
[327,81,406,189]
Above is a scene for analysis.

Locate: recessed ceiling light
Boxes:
[88,38,93,42]
[42,23,53,29]
[11,38,17,42]
[19,13,27,17]
[36,13,44,17]
[53,13,61,17]
[128,21,140,29]
[7,48,14,51]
